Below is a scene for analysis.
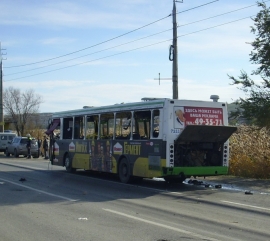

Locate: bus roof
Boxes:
[52,98,226,118]
[52,99,167,118]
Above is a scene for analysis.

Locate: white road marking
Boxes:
[0,177,77,202]
[221,200,270,211]
[103,208,220,241]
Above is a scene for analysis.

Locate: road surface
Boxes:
[0,156,269,241]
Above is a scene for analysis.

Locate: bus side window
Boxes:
[115,112,131,139]
[152,110,160,138]
[86,115,98,139]
[100,113,114,139]
[108,118,114,139]
[63,117,73,139]
[74,116,84,139]
[134,110,151,139]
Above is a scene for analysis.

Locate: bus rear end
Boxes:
[162,99,237,182]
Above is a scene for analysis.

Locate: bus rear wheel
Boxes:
[118,158,130,183]
[65,154,76,173]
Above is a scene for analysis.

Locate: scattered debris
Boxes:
[78,217,88,221]
[245,190,253,195]
[188,179,203,185]
[215,184,222,189]
[19,178,26,182]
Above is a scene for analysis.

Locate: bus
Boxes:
[45,97,237,183]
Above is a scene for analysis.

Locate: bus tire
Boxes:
[65,154,76,173]
[118,158,130,183]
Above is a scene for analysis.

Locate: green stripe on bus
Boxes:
[163,166,228,176]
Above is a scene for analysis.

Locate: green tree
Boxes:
[3,87,43,136]
[228,1,270,128]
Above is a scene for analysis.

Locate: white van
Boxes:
[0,132,17,152]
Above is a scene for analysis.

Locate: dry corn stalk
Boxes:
[229,125,270,179]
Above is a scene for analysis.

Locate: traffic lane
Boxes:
[0,173,261,241]
[1,177,269,241]
[1,186,185,241]
[2,155,270,198]
[1,155,269,195]
[0,167,220,241]
[1,162,270,240]
[1,158,270,214]
[0,157,230,204]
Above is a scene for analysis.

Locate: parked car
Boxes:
[0,132,17,152]
[5,136,39,158]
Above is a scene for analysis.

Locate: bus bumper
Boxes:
[162,166,228,177]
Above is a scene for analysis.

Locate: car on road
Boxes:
[5,136,39,158]
[0,132,17,152]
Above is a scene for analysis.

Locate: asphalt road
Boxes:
[0,156,269,241]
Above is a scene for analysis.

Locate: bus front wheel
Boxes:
[65,154,76,173]
[118,158,130,183]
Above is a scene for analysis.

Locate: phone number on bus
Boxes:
[188,118,223,126]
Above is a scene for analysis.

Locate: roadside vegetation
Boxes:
[3,87,43,136]
[229,126,270,179]
[228,2,270,179]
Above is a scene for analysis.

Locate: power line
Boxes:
[175,0,218,15]
[4,15,254,82]
[5,0,219,69]
[5,30,172,76]
[5,2,261,76]
[177,1,265,28]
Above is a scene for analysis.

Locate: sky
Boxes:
[0,0,267,113]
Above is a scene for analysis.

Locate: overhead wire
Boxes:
[5,0,219,69]
[5,2,262,77]
[4,15,255,82]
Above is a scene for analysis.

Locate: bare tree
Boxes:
[3,87,43,136]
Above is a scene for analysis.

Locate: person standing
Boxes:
[26,134,32,159]
[43,136,49,159]
[38,138,42,157]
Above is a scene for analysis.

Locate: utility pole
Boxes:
[170,0,182,99]
[154,73,171,85]
[0,42,4,132]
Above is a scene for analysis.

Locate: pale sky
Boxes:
[0,0,265,113]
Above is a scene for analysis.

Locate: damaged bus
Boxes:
[45,97,236,183]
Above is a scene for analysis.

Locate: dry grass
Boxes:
[229,125,270,179]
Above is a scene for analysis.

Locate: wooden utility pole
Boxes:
[0,42,4,132]
[170,0,183,99]
[172,0,178,99]
[170,0,182,99]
